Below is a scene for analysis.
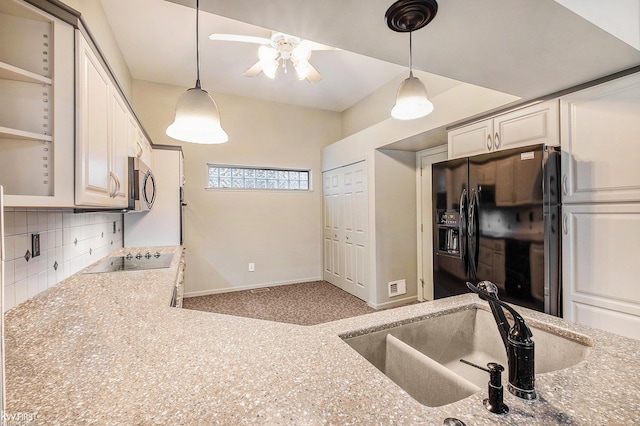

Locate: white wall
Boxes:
[131,79,341,296]
[373,150,418,307]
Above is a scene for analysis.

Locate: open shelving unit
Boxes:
[0,0,74,206]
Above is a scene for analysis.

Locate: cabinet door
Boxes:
[76,34,112,206]
[562,203,640,340]
[128,116,139,158]
[109,87,129,208]
[448,119,493,159]
[141,134,153,167]
[560,73,640,203]
[494,100,559,151]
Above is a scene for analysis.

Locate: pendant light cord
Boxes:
[195,0,201,89]
[409,30,414,77]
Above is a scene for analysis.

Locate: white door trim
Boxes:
[416,145,448,301]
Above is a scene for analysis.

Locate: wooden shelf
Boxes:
[0,126,52,142]
[0,60,51,85]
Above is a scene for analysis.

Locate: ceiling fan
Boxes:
[209,32,335,83]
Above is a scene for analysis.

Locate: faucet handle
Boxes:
[477,280,499,297]
[467,281,534,343]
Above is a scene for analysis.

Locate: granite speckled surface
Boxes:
[4,246,640,425]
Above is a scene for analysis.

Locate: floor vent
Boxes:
[250,287,271,293]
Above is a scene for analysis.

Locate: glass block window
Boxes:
[207,164,311,191]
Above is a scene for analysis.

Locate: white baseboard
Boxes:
[183,276,323,298]
[367,295,418,310]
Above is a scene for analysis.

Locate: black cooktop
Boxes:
[85,252,174,273]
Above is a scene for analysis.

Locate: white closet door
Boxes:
[322,161,368,301]
[342,162,368,301]
[323,171,341,286]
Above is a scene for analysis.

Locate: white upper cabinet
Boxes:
[0,0,75,207]
[109,86,130,207]
[448,100,559,159]
[448,119,493,159]
[560,72,640,204]
[128,118,153,168]
[75,32,128,208]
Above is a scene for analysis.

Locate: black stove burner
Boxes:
[85,253,174,274]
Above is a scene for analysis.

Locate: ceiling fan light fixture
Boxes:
[294,60,312,80]
[166,86,228,144]
[292,44,311,62]
[258,44,278,61]
[391,72,434,120]
[166,0,228,144]
[258,45,279,79]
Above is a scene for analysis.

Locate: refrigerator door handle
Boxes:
[468,188,480,278]
[459,189,468,273]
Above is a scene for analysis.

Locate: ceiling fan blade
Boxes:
[305,63,323,83]
[209,33,271,45]
[243,61,264,77]
[299,39,338,51]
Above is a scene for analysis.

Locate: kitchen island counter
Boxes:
[4,246,640,425]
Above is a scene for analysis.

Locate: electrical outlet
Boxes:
[248,262,255,272]
[31,233,40,257]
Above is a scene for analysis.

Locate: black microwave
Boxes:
[127,157,156,212]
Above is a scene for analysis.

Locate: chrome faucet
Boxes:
[467,281,537,400]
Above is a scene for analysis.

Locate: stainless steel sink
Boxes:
[343,308,592,407]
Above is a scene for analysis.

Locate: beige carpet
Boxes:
[183,281,380,326]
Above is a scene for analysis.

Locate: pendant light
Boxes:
[386,0,438,120]
[166,0,228,144]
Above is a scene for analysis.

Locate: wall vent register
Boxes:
[85,252,174,273]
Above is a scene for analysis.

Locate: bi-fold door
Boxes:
[322,161,368,301]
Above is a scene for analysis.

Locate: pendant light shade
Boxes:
[166,84,228,144]
[391,71,434,120]
[386,0,438,121]
[166,0,228,144]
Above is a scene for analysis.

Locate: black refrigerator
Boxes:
[432,144,561,316]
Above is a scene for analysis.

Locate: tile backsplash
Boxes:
[2,208,123,312]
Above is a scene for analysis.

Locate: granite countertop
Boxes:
[4,246,640,425]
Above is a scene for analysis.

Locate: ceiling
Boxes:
[101,0,640,115]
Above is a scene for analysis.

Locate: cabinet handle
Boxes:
[108,172,117,198]
[109,172,121,198]
[486,134,492,151]
[494,132,500,149]
[562,214,568,235]
[114,174,121,197]
[562,174,568,196]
